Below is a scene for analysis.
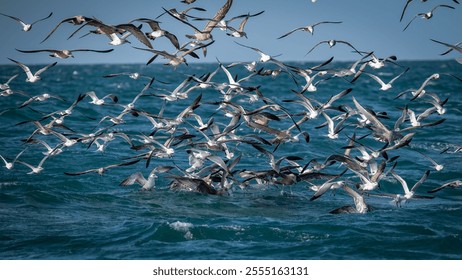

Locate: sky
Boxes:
[1,0,461,65]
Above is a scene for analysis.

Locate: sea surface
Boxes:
[0,61,461,260]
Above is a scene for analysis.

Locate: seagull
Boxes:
[354,67,409,91]
[50,130,80,148]
[17,154,51,174]
[225,11,265,38]
[309,169,347,201]
[396,73,440,100]
[0,74,19,91]
[352,96,401,143]
[167,174,226,195]
[413,149,444,171]
[64,160,140,176]
[0,148,27,170]
[226,14,251,38]
[103,72,155,81]
[330,185,370,214]
[130,18,180,49]
[364,52,399,69]
[133,40,214,67]
[25,138,63,156]
[319,111,348,139]
[115,23,153,49]
[431,39,462,54]
[403,4,456,31]
[0,12,52,32]
[120,165,173,191]
[400,0,460,22]
[198,10,264,32]
[8,58,57,83]
[72,20,133,47]
[277,21,342,39]
[431,39,462,63]
[19,92,65,108]
[388,170,433,206]
[157,7,206,21]
[234,41,298,84]
[15,48,114,59]
[306,39,362,56]
[164,0,233,41]
[40,15,96,43]
[427,180,462,193]
[84,91,118,106]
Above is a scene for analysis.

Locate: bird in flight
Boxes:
[15,48,114,59]
[8,58,57,83]
[0,12,52,32]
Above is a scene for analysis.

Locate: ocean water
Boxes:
[0,60,461,260]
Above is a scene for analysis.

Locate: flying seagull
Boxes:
[278,21,342,39]
[163,0,233,41]
[64,160,140,176]
[130,18,180,49]
[400,0,459,22]
[0,12,52,32]
[8,58,57,83]
[15,48,114,59]
[353,67,410,91]
[403,4,456,31]
[40,15,96,43]
[427,180,462,193]
[306,39,362,56]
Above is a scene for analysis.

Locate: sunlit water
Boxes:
[1,61,461,259]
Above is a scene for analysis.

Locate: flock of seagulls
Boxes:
[1,0,461,215]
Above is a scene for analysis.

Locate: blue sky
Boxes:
[1,0,461,64]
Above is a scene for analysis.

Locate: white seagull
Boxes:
[0,12,52,32]
[17,154,51,174]
[120,165,173,191]
[403,4,456,31]
[278,21,342,39]
[8,58,57,83]
[389,170,433,206]
[357,67,409,91]
[0,148,27,170]
[84,91,118,106]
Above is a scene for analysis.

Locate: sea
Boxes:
[0,60,461,260]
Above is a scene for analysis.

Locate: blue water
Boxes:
[1,61,461,260]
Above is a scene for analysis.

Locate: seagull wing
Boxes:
[313,21,343,27]
[164,31,180,49]
[117,24,152,49]
[400,0,413,22]
[35,62,57,76]
[71,49,114,53]
[431,39,462,54]
[306,40,328,56]
[119,172,147,186]
[403,14,418,31]
[277,27,304,39]
[203,0,233,33]
[388,67,409,85]
[352,96,393,142]
[392,171,410,194]
[364,72,387,88]
[15,48,57,54]
[411,170,430,192]
[31,12,53,26]
[0,12,26,25]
